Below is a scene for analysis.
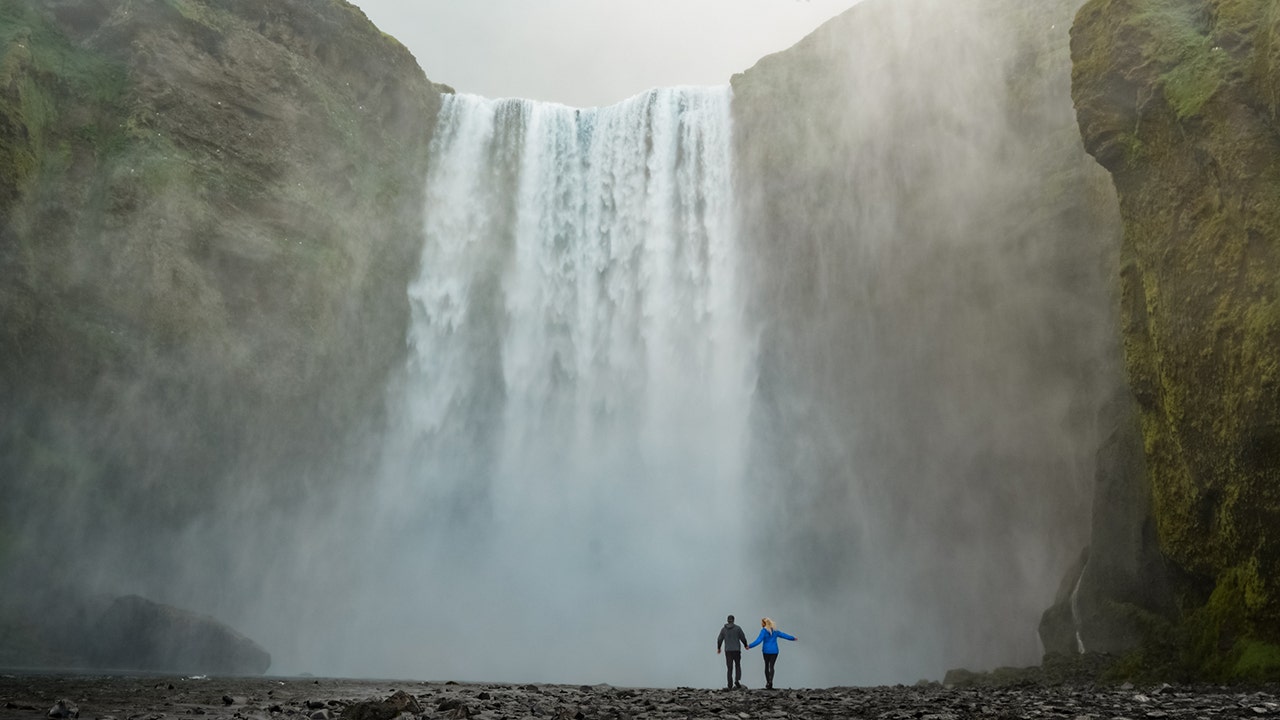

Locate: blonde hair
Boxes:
[761,617,776,632]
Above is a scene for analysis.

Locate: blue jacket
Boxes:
[747,628,796,654]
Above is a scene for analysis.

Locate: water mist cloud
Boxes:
[1,0,1121,689]
[255,0,1117,687]
[729,0,1122,684]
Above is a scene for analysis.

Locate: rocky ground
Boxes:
[2,672,1279,720]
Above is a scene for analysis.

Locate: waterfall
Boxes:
[369,87,754,685]
[1071,560,1088,654]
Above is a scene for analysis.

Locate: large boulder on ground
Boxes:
[340,691,423,720]
[92,595,270,675]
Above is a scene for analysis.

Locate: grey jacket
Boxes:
[717,622,748,652]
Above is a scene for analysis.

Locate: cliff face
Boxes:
[730,0,1124,677]
[1070,0,1280,679]
[0,0,442,664]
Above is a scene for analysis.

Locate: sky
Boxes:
[349,0,864,107]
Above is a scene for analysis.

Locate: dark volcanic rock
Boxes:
[339,690,421,720]
[2,676,1279,720]
[45,699,78,719]
[91,595,270,675]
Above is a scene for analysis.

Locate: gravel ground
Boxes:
[2,672,1279,720]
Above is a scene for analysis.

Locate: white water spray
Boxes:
[369,88,754,685]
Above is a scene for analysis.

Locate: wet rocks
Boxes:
[2,675,1279,720]
[46,699,78,719]
[0,590,272,677]
[944,651,1123,689]
[341,690,422,720]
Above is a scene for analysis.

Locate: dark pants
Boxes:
[763,653,778,688]
[724,650,742,687]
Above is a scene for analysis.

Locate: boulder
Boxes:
[47,700,79,719]
[340,691,422,720]
[91,595,270,675]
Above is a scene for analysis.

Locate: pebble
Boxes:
[2,675,1279,720]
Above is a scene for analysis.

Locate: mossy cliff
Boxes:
[0,0,443,658]
[1071,0,1280,681]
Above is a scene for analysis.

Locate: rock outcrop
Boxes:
[92,594,271,675]
[1069,0,1280,680]
[0,589,270,674]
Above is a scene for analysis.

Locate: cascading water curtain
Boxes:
[370,87,756,685]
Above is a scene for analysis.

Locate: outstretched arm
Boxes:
[746,628,767,649]
[778,631,797,641]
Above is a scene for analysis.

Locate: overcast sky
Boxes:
[349,1,863,107]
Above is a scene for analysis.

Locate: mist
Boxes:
[729,0,1120,684]
[0,0,1120,690]
[261,0,1113,686]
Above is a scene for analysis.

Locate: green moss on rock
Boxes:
[1131,2,1230,119]
[1233,639,1280,682]
[0,0,126,214]
[1073,0,1280,680]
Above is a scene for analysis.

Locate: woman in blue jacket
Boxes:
[745,617,797,689]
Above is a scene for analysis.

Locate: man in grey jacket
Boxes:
[716,614,749,690]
